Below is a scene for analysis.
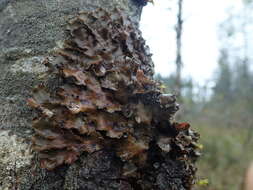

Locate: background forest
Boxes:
[141,0,253,189]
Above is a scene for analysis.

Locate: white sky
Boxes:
[140,0,241,85]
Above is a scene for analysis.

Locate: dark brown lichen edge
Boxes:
[28,8,200,189]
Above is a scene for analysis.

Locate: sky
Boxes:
[140,0,241,85]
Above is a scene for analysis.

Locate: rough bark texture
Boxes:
[0,0,199,189]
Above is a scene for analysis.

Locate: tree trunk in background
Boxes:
[175,0,183,102]
[0,1,199,189]
[243,162,253,190]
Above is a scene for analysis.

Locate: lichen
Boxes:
[132,0,150,6]
[10,56,48,73]
[28,8,200,189]
[0,130,33,190]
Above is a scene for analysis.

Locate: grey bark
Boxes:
[0,1,141,189]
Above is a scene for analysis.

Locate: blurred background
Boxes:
[140,0,253,189]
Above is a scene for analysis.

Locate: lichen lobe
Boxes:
[28,8,200,189]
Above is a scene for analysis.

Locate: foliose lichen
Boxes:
[28,8,200,189]
[132,0,152,6]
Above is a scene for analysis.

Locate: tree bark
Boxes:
[0,1,199,189]
[175,0,183,102]
[0,1,140,189]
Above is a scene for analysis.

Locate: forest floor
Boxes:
[192,122,253,190]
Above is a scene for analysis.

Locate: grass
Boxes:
[192,122,253,190]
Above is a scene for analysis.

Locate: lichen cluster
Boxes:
[132,0,148,6]
[28,8,200,189]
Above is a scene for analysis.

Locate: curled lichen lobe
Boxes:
[132,0,152,6]
[28,8,199,189]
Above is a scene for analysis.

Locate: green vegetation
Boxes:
[193,122,253,190]
[155,71,253,189]
[156,50,253,189]
[154,1,253,189]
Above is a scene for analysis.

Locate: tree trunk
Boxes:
[0,1,199,189]
[175,0,183,102]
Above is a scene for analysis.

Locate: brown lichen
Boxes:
[28,8,200,189]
